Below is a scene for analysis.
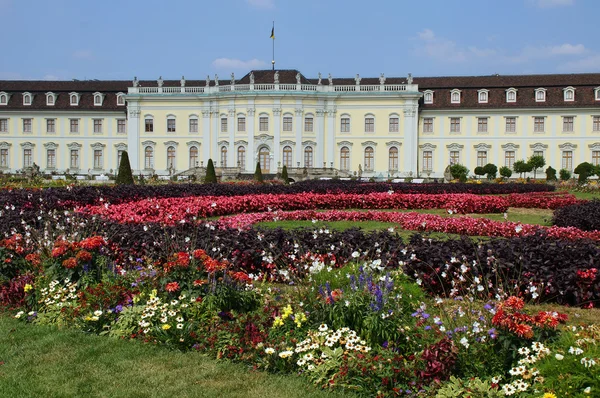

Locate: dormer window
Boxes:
[69,92,80,106]
[595,87,600,101]
[0,92,8,105]
[423,90,434,104]
[478,89,489,104]
[93,92,105,106]
[450,89,461,104]
[116,93,125,106]
[506,88,517,103]
[23,92,32,106]
[535,88,546,102]
[563,86,575,102]
[46,92,57,106]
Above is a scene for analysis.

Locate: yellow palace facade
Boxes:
[1,69,599,179]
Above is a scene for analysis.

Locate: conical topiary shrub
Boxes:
[115,151,134,185]
[281,165,289,185]
[254,162,264,183]
[204,158,217,184]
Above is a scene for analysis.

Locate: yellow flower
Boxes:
[162,324,171,330]
[24,284,33,292]
[150,289,158,299]
[273,316,284,327]
[543,393,557,398]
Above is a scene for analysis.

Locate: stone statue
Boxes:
[157,76,164,87]
[230,72,235,85]
[317,72,322,85]
[214,74,219,86]
[379,73,386,85]
[358,164,363,179]
[274,71,279,84]
[296,72,301,84]
[206,75,210,87]
[355,74,361,85]
[180,76,186,87]
[249,71,255,84]
[407,73,413,84]
[328,73,333,85]
[132,76,139,88]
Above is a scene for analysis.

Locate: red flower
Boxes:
[193,279,207,286]
[175,252,190,268]
[25,253,41,266]
[76,250,93,263]
[52,245,68,258]
[62,257,78,269]
[165,282,180,292]
[79,236,106,251]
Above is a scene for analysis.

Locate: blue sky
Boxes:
[0,0,598,81]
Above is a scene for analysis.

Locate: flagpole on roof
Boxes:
[271,21,275,71]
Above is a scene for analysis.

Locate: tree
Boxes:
[281,165,289,185]
[204,158,217,184]
[513,160,533,178]
[474,166,485,179]
[527,155,546,179]
[482,163,498,180]
[559,168,571,181]
[574,162,595,183]
[115,151,134,185]
[545,166,557,181]
[449,164,469,182]
[499,166,512,180]
[254,162,264,183]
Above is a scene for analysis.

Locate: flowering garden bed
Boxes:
[1,181,599,397]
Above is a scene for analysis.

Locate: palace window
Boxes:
[592,151,600,166]
[70,119,79,133]
[423,118,433,133]
[23,118,32,133]
[283,116,293,132]
[389,147,399,171]
[167,118,176,133]
[238,117,246,132]
[1,148,9,168]
[167,146,176,170]
[46,93,55,106]
[0,94,7,105]
[70,94,79,106]
[259,116,269,132]
[365,117,374,133]
[504,151,515,169]
[478,90,488,103]
[423,90,433,104]
[506,89,517,103]
[304,146,313,168]
[46,149,56,169]
[389,117,399,132]
[535,89,546,102]
[477,151,487,167]
[117,94,125,106]
[46,119,55,134]
[563,116,574,132]
[117,119,126,134]
[593,116,600,132]
[533,150,544,158]
[189,146,198,168]
[189,118,198,133]
[93,119,103,134]
[220,146,227,167]
[564,87,575,102]
[422,151,433,172]
[449,150,460,165]
[364,146,374,171]
[23,93,32,105]
[562,150,573,170]
[23,148,32,167]
[450,117,461,133]
[534,117,545,133]
[477,117,488,133]
[221,118,228,133]
[94,149,103,169]
[283,145,293,167]
[117,150,124,169]
[505,117,516,133]
[0,119,7,132]
[237,146,245,168]
[340,146,350,171]
[451,89,461,104]
[94,94,103,106]
[144,146,154,169]
[341,117,350,133]
[304,116,313,132]
[70,149,79,169]
[145,118,154,132]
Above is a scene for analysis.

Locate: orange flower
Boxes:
[76,250,93,263]
[62,257,78,269]
[165,282,180,292]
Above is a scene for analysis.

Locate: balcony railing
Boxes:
[129,83,417,95]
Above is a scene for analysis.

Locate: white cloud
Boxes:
[414,29,495,63]
[212,58,267,70]
[42,74,60,81]
[246,0,274,9]
[418,29,435,41]
[549,43,586,55]
[558,54,600,72]
[72,50,94,60]
[534,0,574,8]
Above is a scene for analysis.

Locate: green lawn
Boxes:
[0,315,349,398]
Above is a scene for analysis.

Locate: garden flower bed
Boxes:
[1,181,598,397]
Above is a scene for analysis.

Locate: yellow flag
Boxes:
[270,27,275,39]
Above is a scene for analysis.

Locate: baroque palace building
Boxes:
[1,69,600,179]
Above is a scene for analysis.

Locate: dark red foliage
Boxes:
[418,337,458,383]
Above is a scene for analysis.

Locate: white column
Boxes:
[247,108,255,171]
[272,108,281,172]
[403,105,418,175]
[228,107,235,167]
[295,107,303,166]
[326,110,336,168]
[316,109,325,166]
[126,105,141,172]
[202,109,211,165]
[212,109,219,166]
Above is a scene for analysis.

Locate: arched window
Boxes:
[364,146,374,171]
[167,146,176,170]
[94,95,102,105]
[70,94,78,105]
[237,146,246,168]
[46,94,55,106]
[220,146,228,167]
[304,146,313,168]
[282,145,292,168]
[117,95,125,106]
[23,94,31,105]
[189,146,198,168]
[0,94,6,104]
[340,146,350,171]
[389,147,399,171]
[144,146,154,169]
[259,147,270,172]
